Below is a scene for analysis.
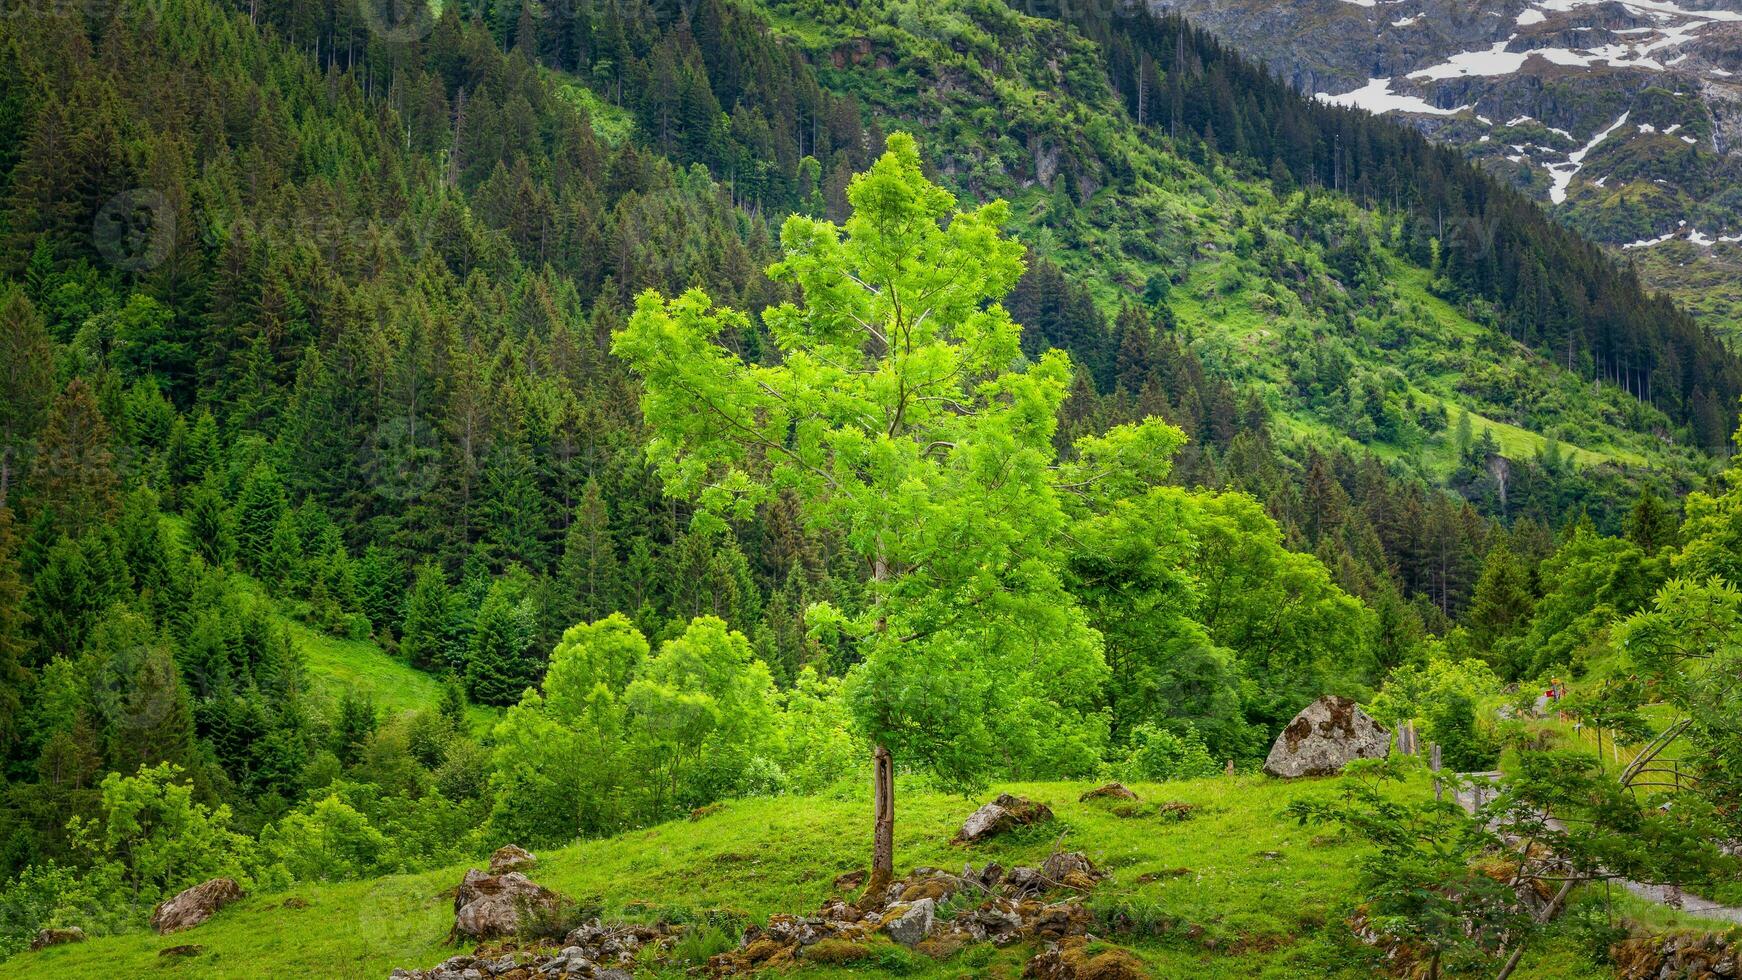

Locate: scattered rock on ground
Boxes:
[452,868,564,940]
[1042,851,1106,891]
[394,921,674,979]
[151,878,244,934]
[29,926,84,950]
[706,858,1101,974]
[393,852,1117,979]
[954,793,1055,843]
[488,845,537,875]
[1079,782,1138,802]
[1263,695,1389,778]
[831,869,866,892]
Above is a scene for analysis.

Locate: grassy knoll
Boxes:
[284,620,497,735]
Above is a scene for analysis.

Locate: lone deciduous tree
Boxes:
[615,133,1177,892]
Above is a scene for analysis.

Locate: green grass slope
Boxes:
[9,774,1709,979]
[284,620,495,735]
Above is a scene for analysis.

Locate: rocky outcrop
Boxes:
[452,869,563,940]
[1611,930,1742,978]
[29,926,84,950]
[150,878,244,934]
[953,793,1055,843]
[1263,695,1389,778]
[488,844,537,875]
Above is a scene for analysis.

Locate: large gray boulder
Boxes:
[452,868,563,939]
[1263,695,1389,778]
[150,878,244,934]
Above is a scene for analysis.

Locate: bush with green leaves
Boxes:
[1120,723,1221,781]
[1288,758,1531,979]
[66,763,258,917]
[489,614,790,845]
[0,862,129,959]
[1368,654,1502,769]
[258,795,399,884]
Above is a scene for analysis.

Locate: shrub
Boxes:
[1121,724,1220,782]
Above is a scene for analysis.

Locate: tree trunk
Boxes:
[865,539,894,901]
[865,743,895,902]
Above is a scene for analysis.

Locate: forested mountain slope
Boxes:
[1148,0,1742,339]
[2,0,1742,968]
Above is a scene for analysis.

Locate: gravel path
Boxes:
[1451,770,1742,925]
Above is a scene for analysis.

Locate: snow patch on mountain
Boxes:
[1548,112,1629,203]
[1316,78,1470,115]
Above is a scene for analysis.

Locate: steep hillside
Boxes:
[748,0,1725,484]
[1150,0,1742,337]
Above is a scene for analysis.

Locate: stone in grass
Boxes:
[1263,695,1389,778]
[953,793,1054,843]
[884,898,937,947]
[1042,851,1104,892]
[29,927,84,950]
[159,945,204,959]
[488,844,537,875]
[1079,782,1138,802]
[151,878,245,934]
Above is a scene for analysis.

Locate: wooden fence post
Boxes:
[1430,743,1443,802]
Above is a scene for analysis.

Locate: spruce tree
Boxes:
[557,479,620,628]
[1622,489,1678,555]
[399,564,453,672]
[465,579,538,706]
[31,379,119,538]
[234,462,287,574]
[0,508,31,753]
[1466,544,1534,656]
[332,690,377,767]
[0,289,54,510]
[185,473,234,567]
[24,536,92,662]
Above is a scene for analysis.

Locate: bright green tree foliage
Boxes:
[68,763,254,914]
[616,134,1180,874]
[488,614,794,845]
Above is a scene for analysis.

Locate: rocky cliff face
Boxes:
[1150,0,1742,332]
